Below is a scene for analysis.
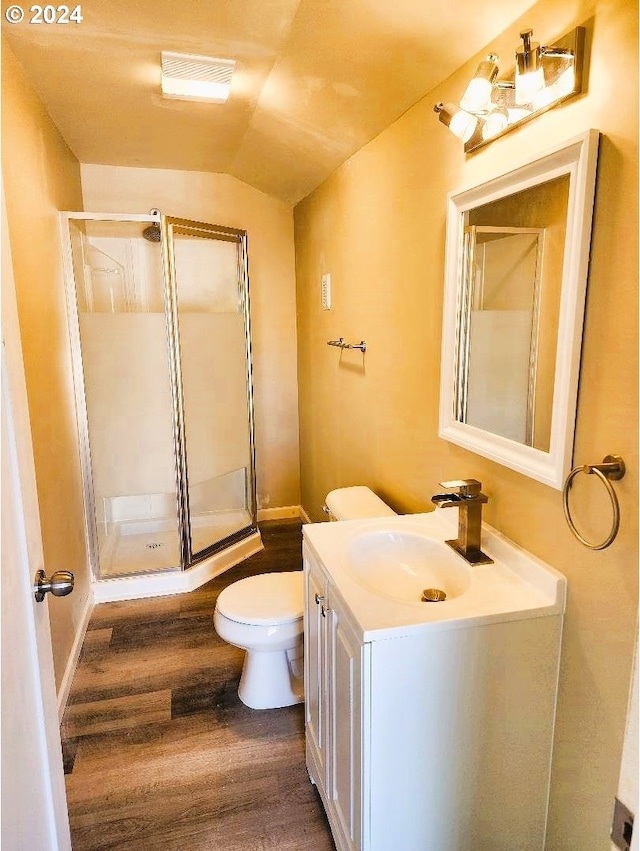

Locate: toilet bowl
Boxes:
[214,571,304,710]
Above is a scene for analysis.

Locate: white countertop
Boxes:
[303,510,566,641]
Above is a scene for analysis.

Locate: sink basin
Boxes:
[304,511,566,638]
[346,530,471,604]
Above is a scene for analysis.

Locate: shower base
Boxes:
[99,509,253,578]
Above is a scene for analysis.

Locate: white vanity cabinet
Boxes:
[304,552,329,789]
[302,522,565,851]
[304,550,364,851]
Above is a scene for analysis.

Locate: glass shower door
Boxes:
[166,219,256,562]
[66,216,181,577]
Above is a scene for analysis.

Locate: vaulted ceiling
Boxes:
[3,0,535,204]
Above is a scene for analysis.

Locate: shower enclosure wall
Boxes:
[61,212,260,595]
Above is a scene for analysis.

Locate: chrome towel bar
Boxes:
[327,337,367,352]
[562,454,625,550]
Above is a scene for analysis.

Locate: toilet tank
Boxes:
[324,486,396,521]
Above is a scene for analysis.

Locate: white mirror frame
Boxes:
[439,129,600,489]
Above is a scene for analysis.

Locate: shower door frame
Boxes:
[160,214,259,567]
[60,211,259,581]
[456,224,545,447]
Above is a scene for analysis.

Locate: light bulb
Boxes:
[460,55,499,113]
[515,29,544,105]
[515,66,545,105]
[482,107,509,140]
[434,102,478,143]
[449,108,478,142]
[461,78,493,113]
[532,65,575,110]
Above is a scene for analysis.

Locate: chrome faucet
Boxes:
[431,479,493,566]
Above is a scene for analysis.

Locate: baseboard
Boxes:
[257,505,302,521]
[299,506,312,524]
[57,587,94,723]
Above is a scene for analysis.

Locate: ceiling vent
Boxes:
[160,51,235,103]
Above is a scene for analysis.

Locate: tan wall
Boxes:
[80,164,301,511]
[294,0,638,848]
[1,40,91,690]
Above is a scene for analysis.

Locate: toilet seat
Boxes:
[216,571,303,626]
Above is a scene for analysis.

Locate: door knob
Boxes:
[33,570,75,603]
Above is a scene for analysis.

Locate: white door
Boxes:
[1,184,72,851]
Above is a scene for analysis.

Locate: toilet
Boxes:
[214,571,304,709]
[214,486,395,710]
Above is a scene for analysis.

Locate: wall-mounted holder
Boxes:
[562,455,626,550]
[327,337,367,352]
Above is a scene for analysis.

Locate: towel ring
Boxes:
[562,455,626,550]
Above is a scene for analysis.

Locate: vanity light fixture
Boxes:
[161,51,235,102]
[434,26,584,152]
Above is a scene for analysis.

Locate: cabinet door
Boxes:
[304,553,328,786]
[329,596,363,851]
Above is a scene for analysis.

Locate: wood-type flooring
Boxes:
[61,519,336,851]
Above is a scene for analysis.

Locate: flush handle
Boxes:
[33,569,75,603]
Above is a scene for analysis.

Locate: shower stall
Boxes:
[61,211,260,597]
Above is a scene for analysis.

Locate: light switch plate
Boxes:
[321,273,331,310]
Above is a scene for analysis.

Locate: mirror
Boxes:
[439,130,600,489]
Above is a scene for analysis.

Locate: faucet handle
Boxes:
[438,479,483,497]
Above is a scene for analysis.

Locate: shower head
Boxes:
[142,223,162,243]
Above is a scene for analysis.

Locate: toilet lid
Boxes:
[216,571,304,626]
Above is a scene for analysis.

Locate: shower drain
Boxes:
[146,542,163,549]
